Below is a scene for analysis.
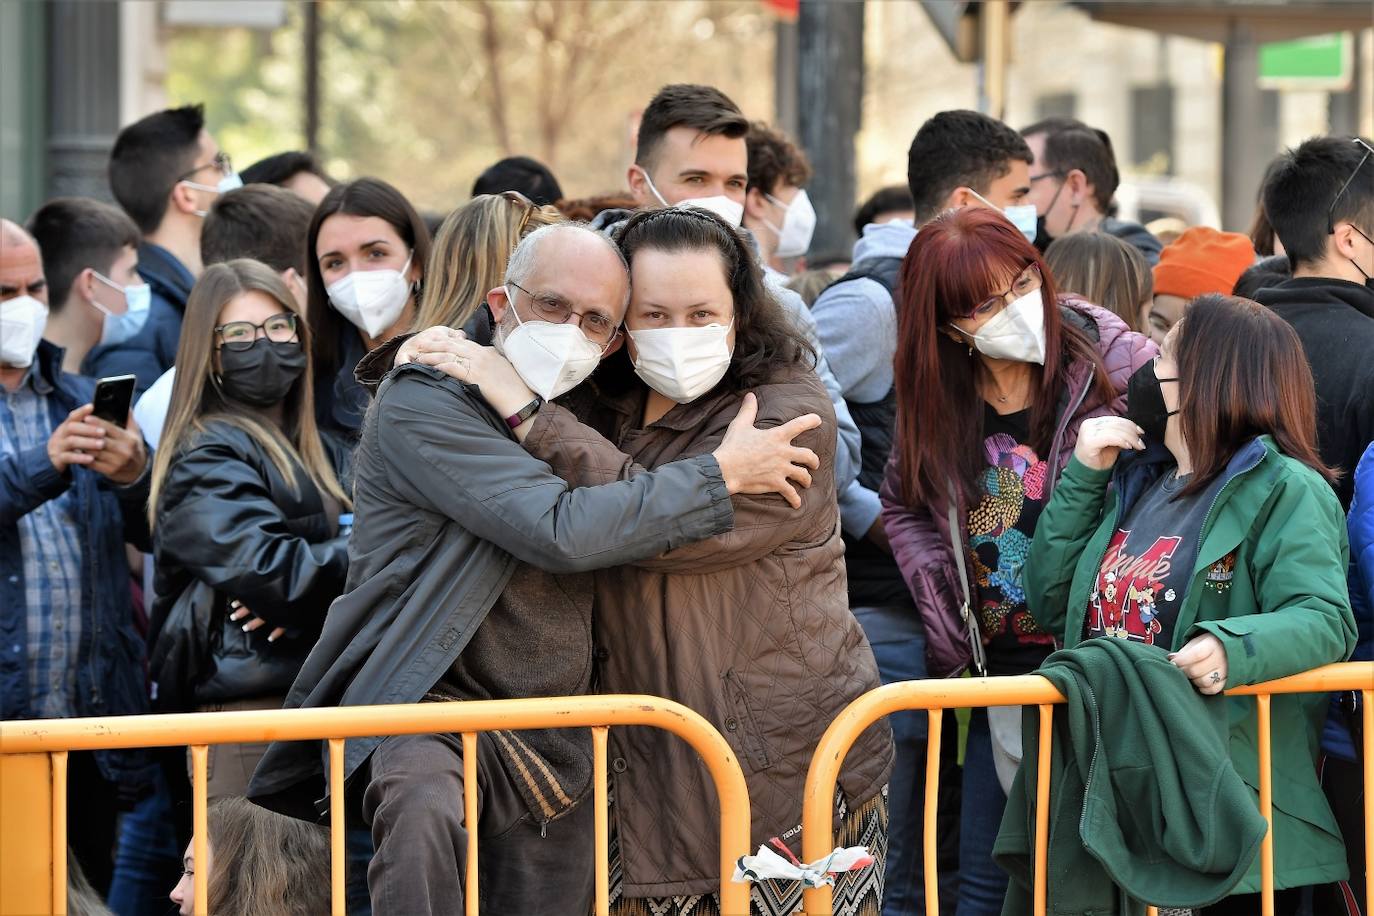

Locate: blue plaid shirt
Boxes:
[0,367,82,718]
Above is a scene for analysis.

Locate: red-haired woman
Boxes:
[1025,295,1355,912]
[879,205,1154,914]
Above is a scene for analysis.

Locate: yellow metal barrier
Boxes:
[0,695,753,916]
[800,662,1374,916]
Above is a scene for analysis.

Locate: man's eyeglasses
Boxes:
[1028,170,1064,184]
[507,281,619,347]
[215,312,299,351]
[178,151,234,184]
[960,264,1043,319]
[1327,137,1374,235]
[501,190,537,235]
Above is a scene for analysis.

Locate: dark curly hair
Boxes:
[606,206,814,393]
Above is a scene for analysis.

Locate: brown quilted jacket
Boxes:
[522,364,894,897]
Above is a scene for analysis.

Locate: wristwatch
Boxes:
[505,395,544,430]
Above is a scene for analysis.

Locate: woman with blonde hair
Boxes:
[147,258,352,799]
[413,191,563,334]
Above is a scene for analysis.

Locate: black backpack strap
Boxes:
[828,255,904,298]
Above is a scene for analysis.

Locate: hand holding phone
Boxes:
[92,375,136,428]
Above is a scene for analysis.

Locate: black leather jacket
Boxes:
[148,420,352,708]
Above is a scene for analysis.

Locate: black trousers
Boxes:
[68,750,120,897]
[363,732,594,916]
[1317,753,1367,916]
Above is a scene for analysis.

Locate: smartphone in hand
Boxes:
[92,375,136,428]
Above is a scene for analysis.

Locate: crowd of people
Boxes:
[0,79,1370,916]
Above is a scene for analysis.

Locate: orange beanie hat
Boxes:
[1152,227,1256,300]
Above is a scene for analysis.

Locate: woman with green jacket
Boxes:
[1025,294,1356,913]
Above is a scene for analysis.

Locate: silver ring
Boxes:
[1209,670,1222,685]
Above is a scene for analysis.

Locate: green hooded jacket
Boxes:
[1022,436,1356,900]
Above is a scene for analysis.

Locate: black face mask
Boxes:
[1124,360,1178,444]
[1350,224,1374,292]
[1032,215,1054,254]
[217,338,307,408]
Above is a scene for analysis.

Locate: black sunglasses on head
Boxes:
[1327,137,1374,235]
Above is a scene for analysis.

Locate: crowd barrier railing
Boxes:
[0,695,753,916]
[800,661,1373,916]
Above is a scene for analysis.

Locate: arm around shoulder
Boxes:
[377,371,734,574]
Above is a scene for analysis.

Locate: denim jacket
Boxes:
[0,341,153,782]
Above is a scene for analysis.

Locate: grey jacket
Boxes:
[590,207,862,494]
[247,364,734,820]
[812,219,917,537]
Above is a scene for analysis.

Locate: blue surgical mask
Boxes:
[1004,204,1040,245]
[968,189,1039,245]
[91,272,152,346]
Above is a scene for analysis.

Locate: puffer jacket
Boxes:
[148,420,352,708]
[879,299,1156,677]
[520,363,894,897]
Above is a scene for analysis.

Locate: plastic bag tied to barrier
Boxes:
[731,837,875,888]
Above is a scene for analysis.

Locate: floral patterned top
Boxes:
[969,405,1057,675]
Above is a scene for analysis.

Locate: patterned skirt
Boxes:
[607,786,889,916]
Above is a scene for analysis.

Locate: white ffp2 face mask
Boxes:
[326,251,414,339]
[0,295,49,368]
[497,286,604,400]
[952,289,1046,365]
[640,169,745,228]
[628,321,734,404]
[764,189,817,258]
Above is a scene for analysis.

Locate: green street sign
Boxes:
[1259,33,1352,90]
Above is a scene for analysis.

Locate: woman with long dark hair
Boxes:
[1025,294,1355,912]
[148,259,351,799]
[406,208,893,915]
[304,177,430,439]
[879,205,1154,914]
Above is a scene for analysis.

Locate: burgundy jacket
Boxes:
[879,299,1156,677]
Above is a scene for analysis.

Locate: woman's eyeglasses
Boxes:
[215,312,299,351]
[960,264,1043,319]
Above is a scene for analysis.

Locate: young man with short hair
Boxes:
[92,104,240,390]
[811,108,1036,916]
[743,121,815,276]
[0,218,152,895]
[1020,117,1163,265]
[26,198,148,377]
[1256,135,1374,509]
[604,84,861,494]
[201,183,316,289]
